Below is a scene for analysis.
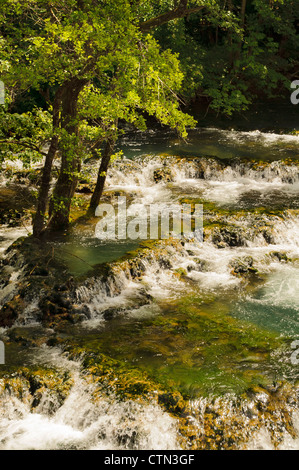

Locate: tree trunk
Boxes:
[235,0,247,61]
[240,0,247,28]
[88,137,116,212]
[47,78,87,231]
[33,87,63,237]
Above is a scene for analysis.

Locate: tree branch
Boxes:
[0,139,48,157]
[139,1,205,33]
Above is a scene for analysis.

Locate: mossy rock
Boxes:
[230,256,258,276]
[0,366,73,411]
[212,225,246,247]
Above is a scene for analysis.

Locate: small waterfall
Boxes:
[50,205,299,327]
[102,155,299,211]
[0,379,179,450]
[187,387,299,450]
[0,348,179,450]
[107,155,299,186]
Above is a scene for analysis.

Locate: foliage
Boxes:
[0,106,52,167]
[0,0,198,172]
[0,0,298,230]
[154,0,299,115]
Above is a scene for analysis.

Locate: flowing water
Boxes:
[1,124,299,450]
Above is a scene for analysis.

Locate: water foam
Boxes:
[0,347,179,450]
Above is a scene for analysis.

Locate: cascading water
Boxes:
[0,347,179,450]
[1,127,299,450]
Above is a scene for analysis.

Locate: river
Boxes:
[0,122,299,450]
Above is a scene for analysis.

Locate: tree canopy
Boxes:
[0,0,298,235]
